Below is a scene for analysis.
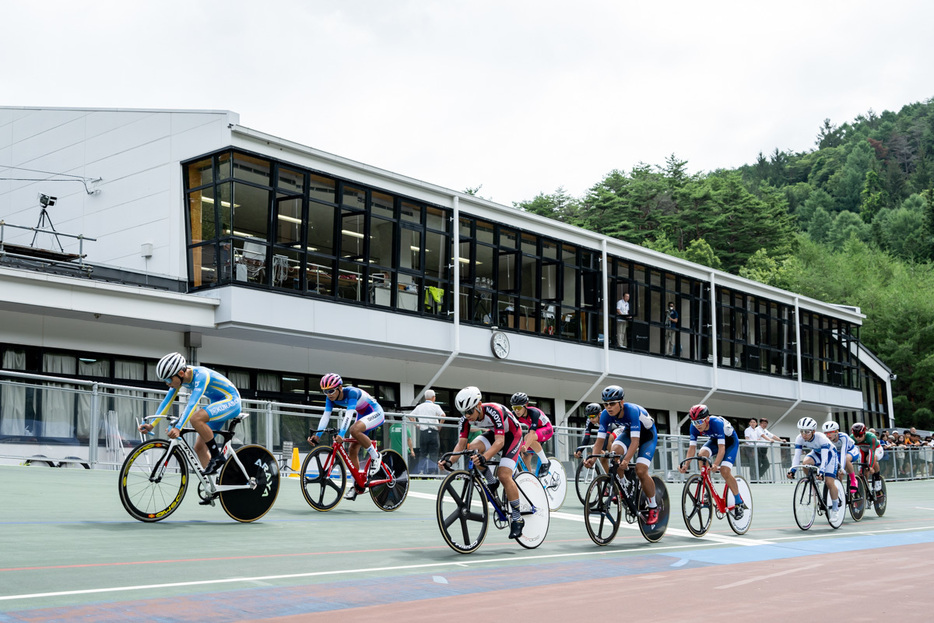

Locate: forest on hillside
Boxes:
[513,98,934,428]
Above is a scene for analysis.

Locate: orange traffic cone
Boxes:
[289,446,300,477]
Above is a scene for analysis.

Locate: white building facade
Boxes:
[0,106,893,455]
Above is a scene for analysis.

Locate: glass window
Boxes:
[307,202,335,255]
[232,182,270,240]
[186,157,213,189]
[370,217,396,269]
[542,239,558,260]
[521,232,537,255]
[401,200,422,224]
[426,206,447,232]
[476,220,495,245]
[309,174,336,204]
[188,189,215,244]
[342,185,366,209]
[340,211,366,259]
[372,192,394,219]
[216,152,231,181]
[277,167,304,194]
[275,195,302,246]
[401,227,422,272]
[424,231,448,279]
[233,153,271,185]
[499,227,519,249]
[190,243,219,288]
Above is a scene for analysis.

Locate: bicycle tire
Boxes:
[847,476,866,522]
[539,457,567,511]
[436,470,489,554]
[792,477,816,530]
[872,475,887,516]
[118,439,189,522]
[575,459,597,505]
[726,476,753,535]
[823,478,845,529]
[583,474,622,545]
[300,445,347,511]
[368,449,409,512]
[514,471,550,549]
[218,445,280,523]
[637,476,669,543]
[681,474,712,537]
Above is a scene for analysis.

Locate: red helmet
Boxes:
[851,422,867,437]
[689,404,709,421]
[320,373,343,391]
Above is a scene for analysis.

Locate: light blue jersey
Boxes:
[153,366,241,431]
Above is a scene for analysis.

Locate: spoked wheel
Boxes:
[369,449,409,511]
[118,439,189,522]
[872,476,887,516]
[436,471,489,554]
[847,476,867,522]
[726,476,753,535]
[514,472,550,549]
[637,476,669,543]
[792,478,817,530]
[218,445,280,523]
[681,474,712,537]
[575,460,597,505]
[823,478,845,529]
[539,458,567,511]
[300,446,347,511]
[583,474,622,545]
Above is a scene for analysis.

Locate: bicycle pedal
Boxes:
[198,497,216,506]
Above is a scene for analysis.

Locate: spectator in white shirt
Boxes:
[408,389,446,474]
[755,418,781,481]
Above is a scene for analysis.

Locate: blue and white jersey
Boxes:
[830,431,856,456]
[154,366,241,430]
[791,431,836,470]
[688,416,738,447]
[317,386,384,436]
[597,402,655,440]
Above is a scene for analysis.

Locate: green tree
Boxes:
[515,187,580,223]
[827,211,870,249]
[807,207,833,243]
[738,248,778,284]
[682,238,722,269]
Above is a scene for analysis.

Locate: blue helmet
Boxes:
[601,385,625,402]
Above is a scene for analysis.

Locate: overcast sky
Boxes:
[4,1,933,206]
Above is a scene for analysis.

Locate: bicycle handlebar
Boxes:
[679,456,711,468]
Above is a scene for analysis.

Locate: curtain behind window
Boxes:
[0,350,27,435]
[42,354,77,438]
[257,373,281,446]
[75,359,110,437]
[227,370,252,444]
[112,360,145,440]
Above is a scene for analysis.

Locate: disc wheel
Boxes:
[681,474,712,537]
[513,472,550,549]
[637,476,669,542]
[726,476,753,535]
[575,459,597,505]
[847,476,866,522]
[539,458,567,511]
[583,474,622,545]
[436,471,489,554]
[300,445,347,511]
[792,478,817,530]
[872,476,887,516]
[218,445,280,523]
[368,449,409,511]
[823,478,845,529]
[118,439,188,522]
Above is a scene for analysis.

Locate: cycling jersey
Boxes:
[830,431,861,464]
[515,406,554,443]
[598,402,657,466]
[791,431,838,476]
[580,419,618,447]
[854,431,882,470]
[688,416,740,467]
[153,366,241,431]
[458,402,523,469]
[317,386,385,437]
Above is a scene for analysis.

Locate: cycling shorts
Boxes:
[805,450,839,477]
[531,422,554,444]
[204,397,242,431]
[476,430,522,472]
[701,438,739,468]
[610,429,658,467]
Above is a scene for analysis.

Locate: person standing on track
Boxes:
[138,352,241,476]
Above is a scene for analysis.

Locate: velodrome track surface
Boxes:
[2,465,933,622]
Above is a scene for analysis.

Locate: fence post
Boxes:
[265,401,275,453]
[89,382,100,466]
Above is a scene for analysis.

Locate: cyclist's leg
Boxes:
[198,399,240,467]
[822,453,840,504]
[352,409,385,471]
[719,440,741,500]
[634,431,658,500]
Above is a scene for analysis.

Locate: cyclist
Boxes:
[308,373,386,501]
[439,386,526,539]
[575,402,615,472]
[138,352,240,477]
[678,404,746,519]
[583,385,660,525]
[787,417,841,514]
[850,422,884,494]
[821,421,860,494]
[510,392,554,476]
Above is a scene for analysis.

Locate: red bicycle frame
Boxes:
[686,457,738,516]
[321,435,394,491]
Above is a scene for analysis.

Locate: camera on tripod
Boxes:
[38,193,57,208]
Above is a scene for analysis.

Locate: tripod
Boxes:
[31,205,64,252]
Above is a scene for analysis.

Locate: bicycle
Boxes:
[582,451,670,545]
[838,468,867,522]
[679,456,753,536]
[791,464,845,530]
[516,449,567,511]
[574,444,607,505]
[436,450,550,554]
[118,414,280,523]
[299,427,409,512]
[855,460,887,516]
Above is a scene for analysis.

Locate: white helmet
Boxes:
[797,417,817,432]
[156,352,187,381]
[821,421,840,433]
[455,386,482,415]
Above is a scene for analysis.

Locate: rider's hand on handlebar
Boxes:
[574,450,582,459]
[166,427,180,440]
[308,433,319,446]
[138,423,154,434]
[786,469,795,479]
[438,459,452,472]
[473,453,486,468]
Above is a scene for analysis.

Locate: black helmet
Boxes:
[510,392,529,406]
[585,403,602,417]
[601,385,625,402]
